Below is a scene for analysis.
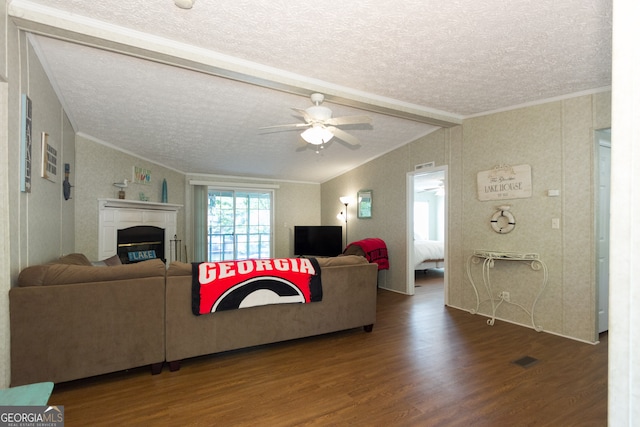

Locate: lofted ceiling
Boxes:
[8,0,612,183]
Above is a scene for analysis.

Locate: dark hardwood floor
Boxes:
[50,269,607,426]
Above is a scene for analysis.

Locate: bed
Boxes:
[414,239,445,271]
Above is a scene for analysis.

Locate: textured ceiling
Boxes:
[9,0,612,183]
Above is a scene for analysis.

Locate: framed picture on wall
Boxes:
[134,166,152,185]
[20,94,32,192]
[358,190,373,218]
[40,132,58,183]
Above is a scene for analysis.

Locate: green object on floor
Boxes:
[0,381,53,405]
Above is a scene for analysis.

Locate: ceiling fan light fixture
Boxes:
[301,126,334,145]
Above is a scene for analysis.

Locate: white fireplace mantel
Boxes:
[99,198,182,212]
[98,198,182,261]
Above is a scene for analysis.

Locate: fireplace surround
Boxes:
[98,199,182,263]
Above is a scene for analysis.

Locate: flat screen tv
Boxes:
[294,225,343,257]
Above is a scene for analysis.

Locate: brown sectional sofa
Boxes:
[165,256,378,370]
[9,254,378,385]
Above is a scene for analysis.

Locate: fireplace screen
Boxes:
[117,226,165,264]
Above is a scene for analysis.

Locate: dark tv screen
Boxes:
[294,226,343,257]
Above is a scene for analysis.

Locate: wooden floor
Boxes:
[50,269,608,426]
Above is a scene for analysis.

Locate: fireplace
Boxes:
[98,198,182,263]
[117,226,165,264]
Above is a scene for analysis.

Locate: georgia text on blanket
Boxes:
[192,258,322,315]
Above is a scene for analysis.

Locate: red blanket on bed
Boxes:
[345,238,389,270]
[192,258,322,315]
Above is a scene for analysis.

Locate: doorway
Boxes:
[406,166,448,299]
[595,129,611,333]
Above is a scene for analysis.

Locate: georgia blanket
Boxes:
[192,258,322,315]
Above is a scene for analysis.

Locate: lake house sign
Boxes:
[477,164,532,201]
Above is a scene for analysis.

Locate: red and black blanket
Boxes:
[192,258,322,315]
[344,238,389,270]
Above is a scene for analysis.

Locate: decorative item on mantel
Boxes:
[161,179,168,203]
[113,179,128,199]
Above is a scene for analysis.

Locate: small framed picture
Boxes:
[134,166,152,185]
[358,190,373,218]
[20,94,32,192]
[41,132,58,183]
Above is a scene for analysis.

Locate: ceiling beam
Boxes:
[9,0,462,127]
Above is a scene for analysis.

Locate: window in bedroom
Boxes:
[207,189,273,261]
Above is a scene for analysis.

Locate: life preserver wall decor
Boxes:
[490,206,516,234]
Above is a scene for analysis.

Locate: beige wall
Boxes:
[74,135,187,261]
[75,139,322,263]
[321,128,452,290]
[322,92,611,343]
[457,93,610,342]
[1,20,77,387]
[20,38,76,266]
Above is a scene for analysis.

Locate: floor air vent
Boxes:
[512,356,539,368]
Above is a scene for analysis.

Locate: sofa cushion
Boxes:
[18,258,166,287]
[167,261,192,277]
[55,253,93,266]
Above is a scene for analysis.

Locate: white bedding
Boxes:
[414,240,444,269]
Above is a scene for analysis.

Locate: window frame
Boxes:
[206,187,274,262]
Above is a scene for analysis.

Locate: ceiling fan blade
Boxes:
[291,107,313,123]
[325,115,372,126]
[259,122,310,130]
[327,126,361,147]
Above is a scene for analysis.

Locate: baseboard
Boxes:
[445,303,600,345]
[377,285,410,295]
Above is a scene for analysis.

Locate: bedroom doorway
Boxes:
[406,166,448,299]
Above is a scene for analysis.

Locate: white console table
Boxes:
[465,250,548,331]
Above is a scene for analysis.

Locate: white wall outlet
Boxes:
[552,218,560,229]
[502,291,510,302]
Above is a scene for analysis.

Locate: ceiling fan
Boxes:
[260,93,372,151]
